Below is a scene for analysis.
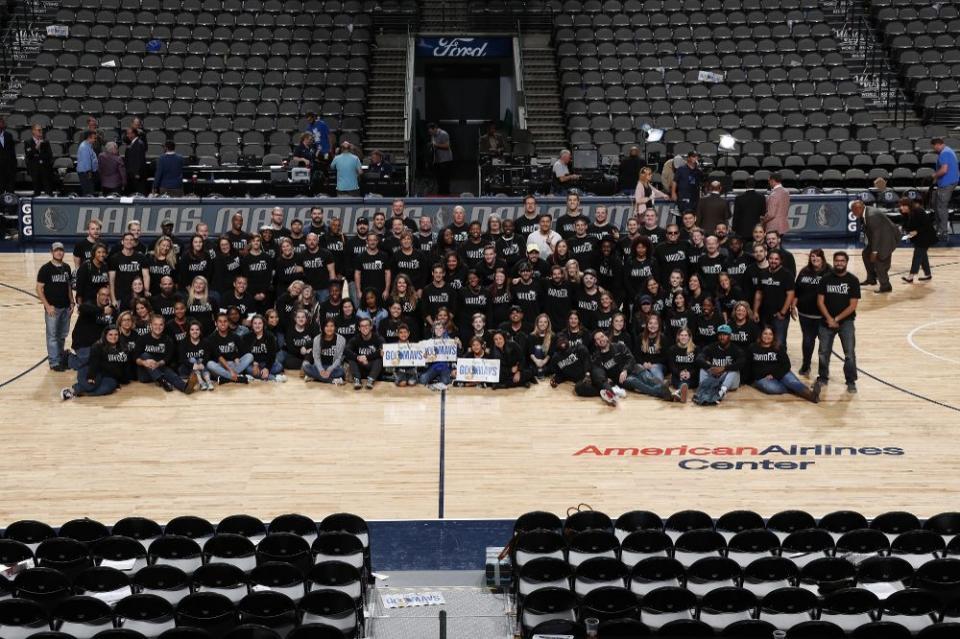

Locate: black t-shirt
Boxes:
[322,233,348,277]
[144,255,176,296]
[489,287,512,326]
[639,225,667,246]
[346,334,383,360]
[666,344,699,383]
[284,326,315,359]
[355,249,389,293]
[795,268,826,317]
[245,331,278,366]
[392,249,430,290]
[758,266,795,318]
[446,223,469,245]
[554,344,591,382]
[73,238,98,264]
[336,314,358,340]
[724,252,751,290]
[567,235,599,271]
[274,254,304,291]
[319,298,343,323]
[575,287,601,329]
[654,242,689,284]
[178,253,212,288]
[346,234,374,267]
[556,213,584,238]
[242,253,274,295]
[71,302,115,348]
[153,292,183,319]
[589,223,616,243]
[495,234,525,267]
[204,330,247,362]
[226,229,250,253]
[457,287,491,332]
[515,215,541,239]
[413,232,435,255]
[221,291,255,318]
[186,298,215,335]
[211,253,242,296]
[37,261,72,308]
[318,335,340,367]
[76,260,110,303]
[108,252,144,299]
[301,247,335,291]
[458,239,487,268]
[135,332,176,365]
[698,253,726,294]
[421,283,457,321]
[749,343,791,380]
[178,338,207,366]
[165,318,189,343]
[728,320,758,348]
[542,279,574,329]
[625,257,657,299]
[511,280,542,327]
[818,271,860,320]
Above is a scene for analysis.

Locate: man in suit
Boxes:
[732,177,766,238]
[763,173,790,236]
[153,140,184,196]
[24,123,56,194]
[618,146,641,195]
[124,127,147,195]
[695,181,730,235]
[0,116,16,193]
[851,200,898,293]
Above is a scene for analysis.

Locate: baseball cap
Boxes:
[161,218,174,226]
[356,217,369,225]
[51,241,65,250]
[526,243,540,253]
[518,261,533,272]
[259,225,273,231]
[509,305,523,313]
[582,268,598,278]
[717,324,733,335]
[638,295,653,305]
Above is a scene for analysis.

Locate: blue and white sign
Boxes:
[416,37,513,58]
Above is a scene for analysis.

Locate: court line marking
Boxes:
[0,281,48,389]
[907,318,960,366]
[438,389,446,520]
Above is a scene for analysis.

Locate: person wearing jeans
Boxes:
[136,315,197,393]
[816,250,861,394]
[304,320,346,384]
[792,249,828,375]
[749,326,820,402]
[61,326,129,400]
[204,313,253,384]
[36,242,75,371]
[932,137,958,239]
[694,325,745,404]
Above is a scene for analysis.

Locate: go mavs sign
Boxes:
[416,37,513,58]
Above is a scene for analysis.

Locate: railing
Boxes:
[927,98,960,126]
[513,20,527,130]
[842,15,910,127]
[404,24,416,196]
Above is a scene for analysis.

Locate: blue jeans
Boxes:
[207,354,255,380]
[623,369,669,398]
[798,315,820,370]
[137,356,187,390]
[642,363,665,381]
[699,369,740,391]
[44,307,72,367]
[420,367,452,385]
[303,363,345,382]
[768,314,789,350]
[753,371,807,396]
[818,319,857,384]
[69,346,92,371]
[392,368,419,384]
[74,373,118,396]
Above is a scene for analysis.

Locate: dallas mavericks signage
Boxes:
[416,37,512,58]
[21,195,856,241]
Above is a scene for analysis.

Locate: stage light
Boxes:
[719,134,738,151]
[646,128,665,143]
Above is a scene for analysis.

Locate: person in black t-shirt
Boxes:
[60,326,131,400]
[108,233,147,308]
[204,312,254,384]
[694,324,745,404]
[753,250,795,348]
[568,218,599,271]
[792,248,828,376]
[135,315,198,393]
[749,326,820,402]
[37,242,75,371]
[178,320,213,390]
[816,251,860,393]
[354,233,392,301]
[73,219,103,269]
[764,231,796,276]
[345,318,384,389]
[76,243,110,305]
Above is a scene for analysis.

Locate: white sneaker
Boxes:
[436,383,448,391]
[275,374,287,383]
[60,387,75,401]
[611,385,627,399]
[718,386,727,400]
[244,375,255,383]
[332,377,345,385]
[600,389,618,405]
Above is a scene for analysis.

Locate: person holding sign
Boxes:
[390,324,419,387]
[345,318,383,390]
[456,338,494,388]
[420,321,459,390]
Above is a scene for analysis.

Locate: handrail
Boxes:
[404,24,416,195]
[513,19,527,130]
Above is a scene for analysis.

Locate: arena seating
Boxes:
[4,0,373,168]
[551,0,960,189]
[510,508,960,638]
[0,513,369,639]
[868,0,960,124]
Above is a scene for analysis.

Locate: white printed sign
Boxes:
[46,25,69,37]
[381,591,446,609]
[382,343,426,368]
[455,358,501,383]
[422,338,459,362]
[697,70,726,83]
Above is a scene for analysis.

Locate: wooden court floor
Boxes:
[1,248,958,526]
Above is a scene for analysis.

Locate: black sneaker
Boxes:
[798,366,810,376]
[876,285,892,293]
[60,387,75,401]
[815,377,828,386]
[859,279,877,286]
[846,382,857,394]
[364,378,374,390]
[354,379,362,390]
[158,379,175,392]
[811,380,822,403]
[51,364,66,372]
[918,275,932,281]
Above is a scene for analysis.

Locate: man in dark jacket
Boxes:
[153,140,184,196]
[124,127,148,195]
[851,200,899,293]
[695,181,730,235]
[618,146,641,194]
[24,123,56,194]
[0,116,16,193]
[732,178,766,238]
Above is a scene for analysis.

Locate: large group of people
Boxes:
[34,185,933,406]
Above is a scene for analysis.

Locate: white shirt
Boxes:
[553,159,570,179]
[526,229,562,257]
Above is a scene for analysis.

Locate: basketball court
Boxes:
[2,247,959,525]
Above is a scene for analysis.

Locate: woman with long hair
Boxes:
[625,236,657,304]
[595,291,617,332]
[304,319,347,384]
[433,228,457,261]
[686,273,706,316]
[665,290,693,342]
[179,235,213,289]
[749,326,821,402]
[557,309,588,348]
[644,277,668,316]
[549,239,572,269]
[121,276,146,312]
[389,273,419,325]
[132,297,153,338]
[633,165,670,217]
[358,287,387,330]
[715,272,743,322]
[899,197,937,283]
[275,279,304,334]
[529,313,554,377]
[282,309,315,371]
[609,312,634,353]
[728,300,759,349]
[434,306,457,337]
[488,269,513,327]
[211,235,240,302]
[443,251,467,290]
[564,258,582,285]
[693,296,723,346]
[186,275,215,335]
[637,314,667,381]
[378,301,405,343]
[335,298,359,341]
[60,326,131,399]
[491,330,531,389]
[146,237,177,296]
[245,314,286,383]
[300,284,320,327]
[792,248,828,375]
[178,320,214,391]
[666,326,698,392]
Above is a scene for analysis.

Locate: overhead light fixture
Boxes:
[719,134,738,151]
